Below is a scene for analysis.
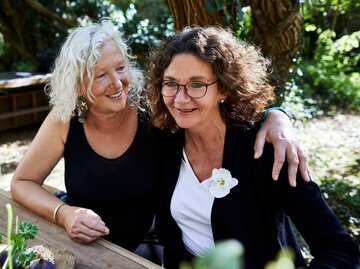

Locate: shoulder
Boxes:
[26,112,71,157]
[227,121,259,138]
[225,122,260,152]
[156,129,185,161]
[38,110,70,144]
[160,129,184,145]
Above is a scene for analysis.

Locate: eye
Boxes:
[163,81,178,87]
[95,73,105,79]
[189,82,205,89]
[116,65,126,73]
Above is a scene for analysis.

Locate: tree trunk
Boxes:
[167,0,303,87]
[167,0,223,30]
[250,0,303,86]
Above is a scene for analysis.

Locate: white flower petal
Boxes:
[229,178,238,188]
[207,168,239,198]
[210,185,230,198]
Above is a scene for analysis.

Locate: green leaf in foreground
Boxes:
[1,204,39,269]
[11,221,38,268]
[180,240,244,269]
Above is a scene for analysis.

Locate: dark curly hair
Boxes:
[146,26,275,132]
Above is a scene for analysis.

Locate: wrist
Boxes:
[53,202,66,225]
[261,107,292,122]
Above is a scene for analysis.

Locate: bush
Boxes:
[295,30,360,112]
[320,177,360,243]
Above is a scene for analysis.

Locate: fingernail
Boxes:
[273,174,278,181]
[104,228,109,234]
[254,152,259,159]
[291,181,296,187]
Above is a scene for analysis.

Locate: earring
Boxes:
[76,96,88,123]
[219,99,225,103]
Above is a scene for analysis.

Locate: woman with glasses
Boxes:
[147,26,359,268]
[11,20,309,264]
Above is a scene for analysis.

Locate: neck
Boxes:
[85,106,135,131]
[185,119,226,152]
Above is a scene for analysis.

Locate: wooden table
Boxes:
[0,189,162,269]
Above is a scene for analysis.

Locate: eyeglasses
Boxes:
[161,80,218,99]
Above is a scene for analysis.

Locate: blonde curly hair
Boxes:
[46,19,144,122]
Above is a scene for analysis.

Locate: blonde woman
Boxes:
[12,20,308,263]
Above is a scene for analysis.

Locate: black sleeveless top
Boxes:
[64,115,161,251]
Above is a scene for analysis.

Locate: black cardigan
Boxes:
[156,124,360,269]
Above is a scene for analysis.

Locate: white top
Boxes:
[170,149,215,256]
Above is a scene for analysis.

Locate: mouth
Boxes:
[175,108,197,113]
[107,91,123,99]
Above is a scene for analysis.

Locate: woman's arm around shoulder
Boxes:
[255,110,310,186]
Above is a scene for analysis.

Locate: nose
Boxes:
[174,86,190,103]
[110,71,122,88]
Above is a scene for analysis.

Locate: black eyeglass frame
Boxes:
[161,80,218,99]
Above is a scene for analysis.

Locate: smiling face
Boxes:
[162,53,227,132]
[84,40,130,117]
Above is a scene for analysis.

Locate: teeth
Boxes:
[177,108,195,112]
[108,91,122,98]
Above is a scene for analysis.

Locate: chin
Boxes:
[117,100,127,110]
[175,121,195,130]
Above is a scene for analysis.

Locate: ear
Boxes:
[218,91,228,103]
[76,84,85,97]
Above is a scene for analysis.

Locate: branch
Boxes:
[2,0,25,47]
[23,0,76,28]
[0,17,37,67]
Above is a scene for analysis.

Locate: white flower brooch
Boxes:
[206,168,238,198]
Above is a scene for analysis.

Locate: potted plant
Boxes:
[0,204,74,269]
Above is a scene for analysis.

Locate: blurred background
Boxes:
[0,0,359,247]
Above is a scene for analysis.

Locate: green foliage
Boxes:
[15,221,38,241]
[180,240,244,269]
[0,210,38,269]
[61,0,173,64]
[320,177,360,243]
[117,0,174,66]
[285,29,360,114]
[204,0,251,40]
[280,79,323,121]
[264,249,295,269]
[180,240,297,269]
[301,0,360,38]
[296,30,360,111]
[286,0,360,113]
[0,0,173,71]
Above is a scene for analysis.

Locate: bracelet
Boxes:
[260,107,292,122]
[53,202,66,225]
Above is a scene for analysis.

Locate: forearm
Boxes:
[280,178,359,268]
[11,179,64,223]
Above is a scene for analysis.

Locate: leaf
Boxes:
[17,221,38,240]
[5,220,39,268]
[191,240,244,269]
[204,0,218,13]
[264,248,295,269]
